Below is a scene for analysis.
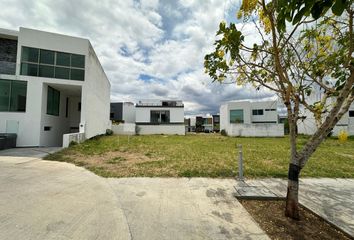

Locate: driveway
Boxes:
[0,148,268,240]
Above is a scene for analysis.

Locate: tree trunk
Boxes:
[285,163,302,220]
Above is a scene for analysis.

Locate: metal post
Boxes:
[237,144,244,181]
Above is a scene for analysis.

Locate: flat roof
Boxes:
[0,28,19,40]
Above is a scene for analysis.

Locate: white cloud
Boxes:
[0,0,272,115]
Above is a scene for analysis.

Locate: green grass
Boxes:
[44,134,354,178]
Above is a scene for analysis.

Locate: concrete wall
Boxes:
[137,125,185,135]
[228,123,284,137]
[123,103,136,123]
[112,123,136,135]
[82,44,110,139]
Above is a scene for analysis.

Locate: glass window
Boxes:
[47,86,60,116]
[349,111,354,117]
[40,50,55,64]
[151,111,160,123]
[0,80,10,111]
[71,54,85,68]
[70,69,84,81]
[21,47,39,63]
[9,81,27,112]
[21,63,38,76]
[230,110,244,123]
[55,67,70,79]
[39,65,54,78]
[0,80,27,112]
[56,52,71,66]
[252,109,264,115]
[160,111,170,123]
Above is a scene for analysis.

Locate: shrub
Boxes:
[106,129,113,136]
[338,130,348,143]
[220,129,227,136]
[69,141,78,147]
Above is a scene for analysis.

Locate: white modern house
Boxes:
[220,100,284,137]
[135,100,185,135]
[297,90,354,136]
[0,27,111,147]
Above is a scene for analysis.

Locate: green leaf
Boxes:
[331,0,346,15]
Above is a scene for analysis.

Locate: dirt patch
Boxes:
[240,200,350,240]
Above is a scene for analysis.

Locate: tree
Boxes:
[204,0,354,219]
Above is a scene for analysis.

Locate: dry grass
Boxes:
[44,134,354,178]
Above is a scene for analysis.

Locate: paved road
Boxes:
[0,148,268,240]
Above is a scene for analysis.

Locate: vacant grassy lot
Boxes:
[44,134,354,178]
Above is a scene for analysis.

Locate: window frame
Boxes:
[47,86,60,116]
[230,109,244,124]
[150,110,170,124]
[20,46,85,81]
[252,109,264,116]
[0,79,27,112]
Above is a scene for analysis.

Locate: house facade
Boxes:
[110,102,135,123]
[135,100,185,135]
[0,27,110,147]
[298,102,354,136]
[220,100,284,137]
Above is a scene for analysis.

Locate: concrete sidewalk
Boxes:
[0,150,269,240]
[235,178,354,237]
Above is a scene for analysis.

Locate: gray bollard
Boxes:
[237,144,244,181]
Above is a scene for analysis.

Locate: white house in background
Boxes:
[220,100,284,137]
[298,102,354,136]
[135,100,185,135]
[110,102,135,123]
[0,27,111,147]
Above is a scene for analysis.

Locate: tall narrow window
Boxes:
[65,97,69,118]
[47,86,60,116]
[0,80,10,111]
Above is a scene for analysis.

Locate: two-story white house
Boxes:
[220,100,284,137]
[135,100,185,135]
[0,27,111,147]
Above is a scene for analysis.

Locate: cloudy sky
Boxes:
[0,0,275,115]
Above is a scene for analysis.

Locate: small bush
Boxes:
[220,129,227,136]
[338,130,348,143]
[106,129,113,136]
[69,141,78,147]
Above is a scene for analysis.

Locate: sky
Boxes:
[0,0,275,115]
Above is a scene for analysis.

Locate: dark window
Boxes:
[70,69,84,81]
[44,126,51,131]
[71,54,85,68]
[252,109,264,115]
[230,110,244,123]
[20,47,85,81]
[0,79,27,112]
[56,52,71,66]
[39,65,54,78]
[47,86,60,116]
[21,63,38,76]
[55,67,70,79]
[65,97,69,118]
[40,50,55,64]
[110,112,114,119]
[21,47,39,63]
[349,111,354,117]
[9,81,27,112]
[78,102,81,111]
[0,80,10,111]
[265,109,276,111]
[150,110,170,124]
